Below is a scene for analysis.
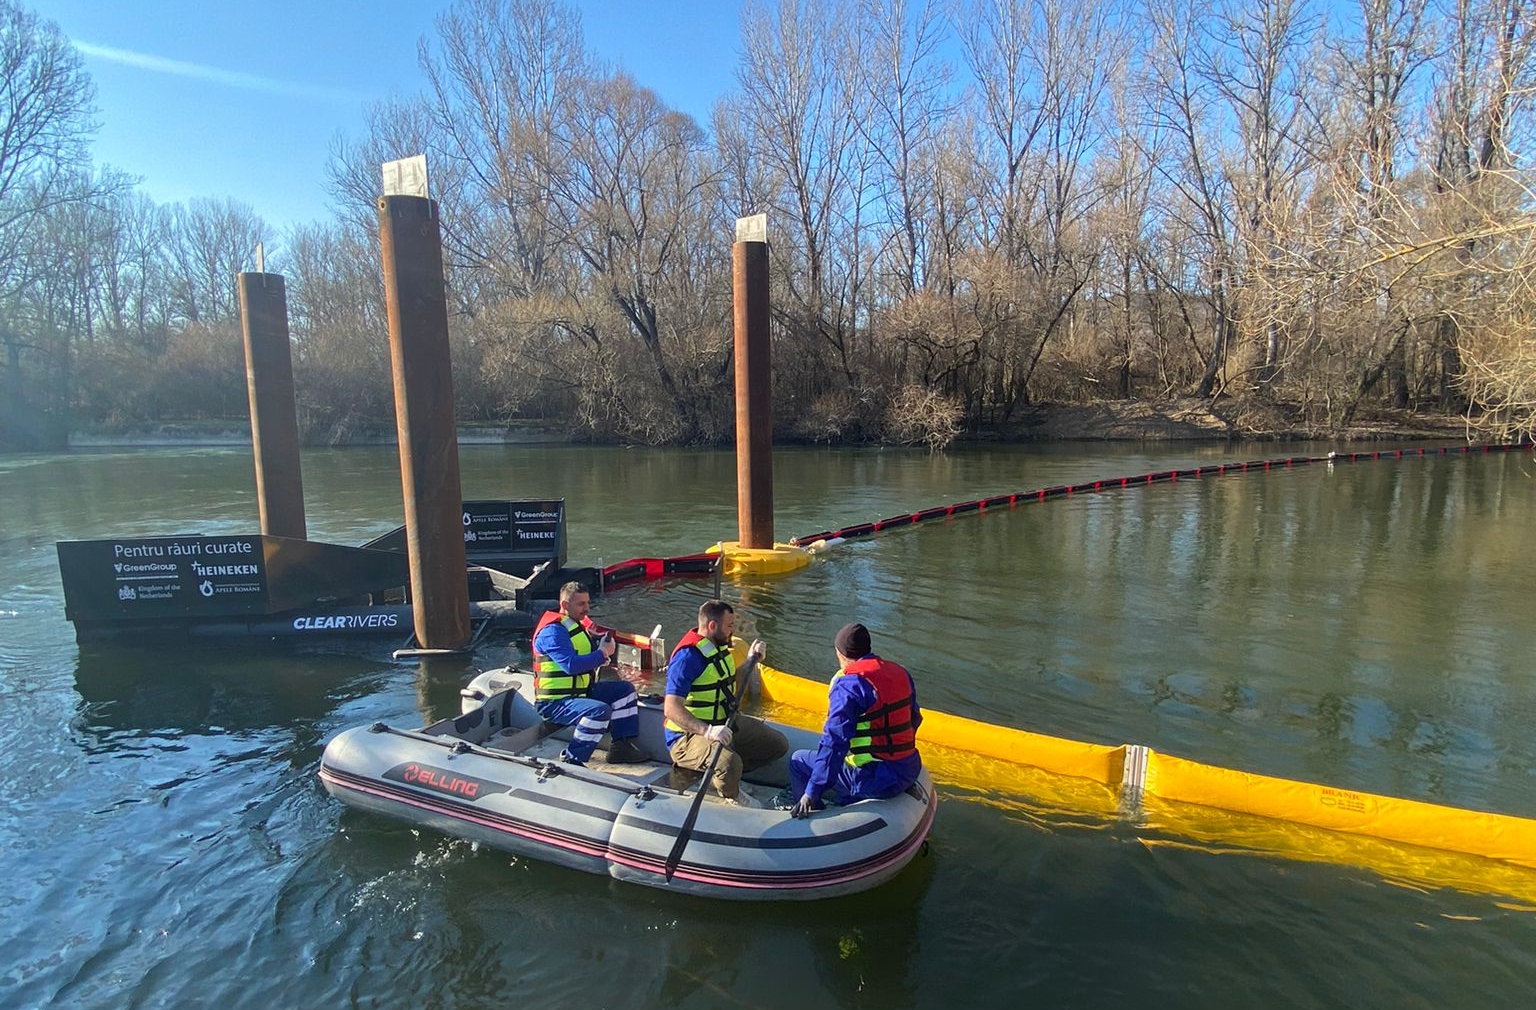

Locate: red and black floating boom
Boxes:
[787,442,1533,548]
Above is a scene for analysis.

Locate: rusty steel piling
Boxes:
[378,192,470,650]
[733,216,774,549]
[237,272,306,540]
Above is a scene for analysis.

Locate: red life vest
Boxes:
[838,656,918,765]
[668,628,712,660]
[531,610,598,648]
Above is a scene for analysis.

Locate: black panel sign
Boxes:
[511,501,563,551]
[461,501,514,550]
[362,500,567,571]
[58,535,269,621]
[461,499,566,566]
[58,535,412,626]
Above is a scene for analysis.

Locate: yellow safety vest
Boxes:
[664,633,735,733]
[534,615,598,702]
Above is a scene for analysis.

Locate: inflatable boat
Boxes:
[318,669,937,901]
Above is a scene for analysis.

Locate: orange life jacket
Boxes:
[836,656,918,765]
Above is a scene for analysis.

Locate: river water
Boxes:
[3,442,1535,1008]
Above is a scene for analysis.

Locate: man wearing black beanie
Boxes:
[786,622,923,817]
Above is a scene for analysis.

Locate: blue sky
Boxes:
[35,0,744,229]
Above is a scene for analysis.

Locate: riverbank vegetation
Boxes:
[2,0,1534,452]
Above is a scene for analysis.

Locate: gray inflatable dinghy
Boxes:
[319,668,936,900]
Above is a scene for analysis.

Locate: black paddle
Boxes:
[663,738,725,882]
[663,677,741,883]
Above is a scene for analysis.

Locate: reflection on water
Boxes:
[72,642,386,735]
[2,444,1535,1008]
[642,857,938,1009]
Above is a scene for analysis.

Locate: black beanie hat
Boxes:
[835,622,872,658]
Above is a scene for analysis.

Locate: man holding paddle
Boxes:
[664,599,787,807]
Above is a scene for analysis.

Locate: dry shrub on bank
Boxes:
[471,292,735,445]
[1460,292,1536,443]
[884,384,963,449]
[472,295,591,421]
[70,323,252,433]
[792,388,878,443]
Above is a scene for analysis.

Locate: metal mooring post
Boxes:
[238,268,307,540]
[378,156,470,651]
[733,214,773,550]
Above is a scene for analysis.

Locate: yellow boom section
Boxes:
[751,659,1536,903]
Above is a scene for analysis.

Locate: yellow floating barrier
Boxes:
[920,708,1124,785]
[752,660,1536,899]
[755,661,1122,785]
[707,541,811,577]
[1139,794,1536,907]
[1142,751,1536,871]
[753,662,1124,823]
[918,744,1123,821]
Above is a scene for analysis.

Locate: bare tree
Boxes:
[162,198,269,325]
[956,0,1123,416]
[284,220,395,440]
[0,3,94,223]
[1097,75,1162,398]
[1308,0,1435,414]
[0,2,100,447]
[1141,0,1239,398]
[855,0,953,297]
[1349,0,1434,212]
[420,0,589,299]
[732,0,873,394]
[552,71,723,441]
[92,190,173,350]
[1421,0,1536,431]
[1205,0,1323,387]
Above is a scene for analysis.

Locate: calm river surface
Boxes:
[3,442,1535,1008]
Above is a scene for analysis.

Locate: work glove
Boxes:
[791,794,819,819]
[748,639,766,662]
[704,724,733,747]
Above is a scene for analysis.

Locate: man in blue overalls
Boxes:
[531,581,646,766]
[789,622,923,817]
